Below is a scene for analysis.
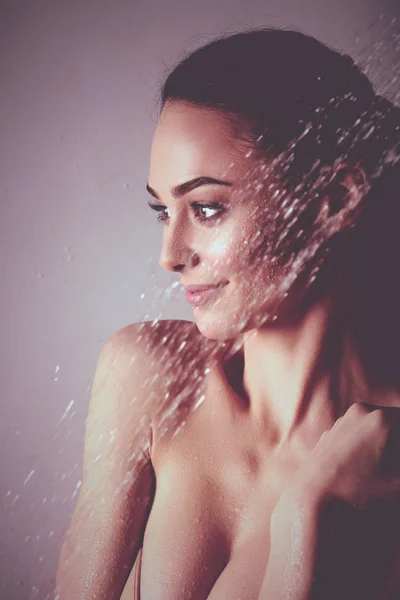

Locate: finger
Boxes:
[358,403,400,431]
[360,402,400,419]
[358,402,385,413]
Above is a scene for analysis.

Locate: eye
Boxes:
[147,200,226,224]
[191,202,225,222]
[147,200,170,223]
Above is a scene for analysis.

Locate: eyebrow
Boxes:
[146,176,232,200]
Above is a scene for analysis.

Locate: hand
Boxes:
[267,402,400,600]
[283,401,400,512]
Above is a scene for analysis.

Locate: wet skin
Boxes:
[119,101,400,598]
[119,320,400,600]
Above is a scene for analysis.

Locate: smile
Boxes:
[184,283,228,306]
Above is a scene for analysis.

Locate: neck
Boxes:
[238,294,366,449]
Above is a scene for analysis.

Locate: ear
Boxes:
[316,164,368,223]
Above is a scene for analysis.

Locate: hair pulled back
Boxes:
[161,29,399,182]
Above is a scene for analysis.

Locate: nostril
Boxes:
[190,253,200,268]
[173,264,185,272]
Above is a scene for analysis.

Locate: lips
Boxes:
[183,282,228,292]
[183,282,228,307]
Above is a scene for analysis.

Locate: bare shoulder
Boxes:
[114,319,211,370]
[111,319,222,448]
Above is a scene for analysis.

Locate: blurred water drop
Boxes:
[60,400,74,423]
[72,480,82,500]
[53,365,60,382]
[23,470,35,485]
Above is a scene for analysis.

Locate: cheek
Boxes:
[203,221,264,278]
[205,234,238,271]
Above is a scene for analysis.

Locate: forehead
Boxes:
[148,101,256,192]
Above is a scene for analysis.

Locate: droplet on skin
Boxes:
[193,395,205,410]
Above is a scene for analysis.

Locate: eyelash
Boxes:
[147,201,226,224]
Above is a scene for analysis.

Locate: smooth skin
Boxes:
[55,101,400,599]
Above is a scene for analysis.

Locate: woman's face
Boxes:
[147,101,298,339]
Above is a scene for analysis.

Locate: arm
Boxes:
[55,324,156,600]
[257,490,322,600]
[259,490,400,600]
[258,403,400,600]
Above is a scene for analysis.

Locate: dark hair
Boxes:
[160,28,399,184]
[159,28,400,388]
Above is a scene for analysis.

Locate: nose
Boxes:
[158,217,199,273]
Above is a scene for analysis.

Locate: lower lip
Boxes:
[185,284,228,307]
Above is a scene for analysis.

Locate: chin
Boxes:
[193,304,253,341]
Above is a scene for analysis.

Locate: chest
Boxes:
[141,417,300,600]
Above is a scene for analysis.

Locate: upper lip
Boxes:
[183,282,228,292]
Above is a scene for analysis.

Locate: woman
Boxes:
[56,28,400,599]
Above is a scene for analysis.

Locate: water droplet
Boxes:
[60,400,74,423]
[24,470,35,485]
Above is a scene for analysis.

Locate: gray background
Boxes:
[1,0,399,598]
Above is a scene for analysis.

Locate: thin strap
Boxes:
[133,546,143,600]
